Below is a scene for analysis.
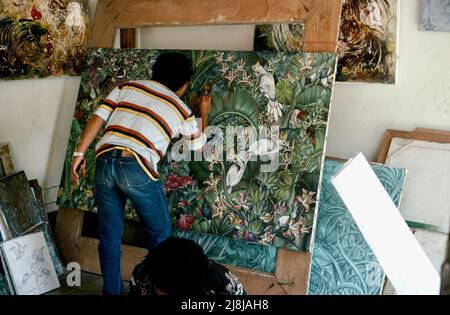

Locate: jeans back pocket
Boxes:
[95,157,108,185]
[118,159,153,187]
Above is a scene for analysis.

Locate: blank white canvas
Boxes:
[331,153,440,295]
[385,138,450,233]
[1,232,60,295]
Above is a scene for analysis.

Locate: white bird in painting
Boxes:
[226,139,280,193]
[226,151,248,193]
[252,61,284,123]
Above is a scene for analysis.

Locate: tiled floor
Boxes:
[45,272,129,295]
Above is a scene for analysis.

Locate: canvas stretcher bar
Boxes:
[91,0,342,53]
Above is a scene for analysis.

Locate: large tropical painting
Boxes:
[0,0,90,79]
[57,48,337,252]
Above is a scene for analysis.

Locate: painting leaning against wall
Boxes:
[337,0,399,84]
[420,0,450,32]
[57,48,337,252]
[0,0,90,79]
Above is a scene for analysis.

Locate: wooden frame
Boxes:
[56,0,342,294]
[91,0,343,53]
[0,143,15,178]
[377,129,450,163]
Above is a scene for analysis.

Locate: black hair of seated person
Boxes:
[151,53,194,93]
[148,237,210,295]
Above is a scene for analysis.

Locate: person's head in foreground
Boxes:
[129,237,246,295]
[151,52,193,97]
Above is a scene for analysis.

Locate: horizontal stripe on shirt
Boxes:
[119,82,190,121]
[94,80,203,180]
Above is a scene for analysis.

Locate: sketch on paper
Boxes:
[337,0,399,84]
[420,0,450,32]
[58,48,337,252]
[1,232,60,295]
[0,0,90,79]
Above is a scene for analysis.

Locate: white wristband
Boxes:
[73,151,84,158]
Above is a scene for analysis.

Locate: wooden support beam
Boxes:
[92,0,342,52]
[120,29,137,48]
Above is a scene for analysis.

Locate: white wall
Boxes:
[0,0,449,212]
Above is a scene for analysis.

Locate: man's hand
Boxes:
[71,156,87,186]
[198,94,211,116]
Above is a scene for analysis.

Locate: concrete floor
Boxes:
[45,272,129,295]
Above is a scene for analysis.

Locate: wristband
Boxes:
[73,151,84,158]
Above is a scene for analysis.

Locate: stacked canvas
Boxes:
[379,130,450,277]
[0,172,64,295]
[308,159,407,295]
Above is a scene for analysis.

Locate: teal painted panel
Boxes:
[308,159,406,295]
[174,229,277,274]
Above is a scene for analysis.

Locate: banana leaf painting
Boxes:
[308,159,406,295]
[57,48,337,252]
[0,0,90,79]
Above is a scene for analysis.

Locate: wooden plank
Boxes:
[377,129,450,163]
[120,29,137,48]
[91,0,342,52]
[275,249,311,294]
[415,128,450,136]
[55,207,311,294]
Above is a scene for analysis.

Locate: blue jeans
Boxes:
[94,149,171,295]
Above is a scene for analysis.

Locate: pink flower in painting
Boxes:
[177,215,194,231]
[75,111,84,121]
[181,176,193,187]
[178,200,189,207]
[31,6,42,20]
[164,173,180,190]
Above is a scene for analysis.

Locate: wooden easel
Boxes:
[56,0,342,295]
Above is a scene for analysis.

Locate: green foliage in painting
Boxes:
[58,48,337,252]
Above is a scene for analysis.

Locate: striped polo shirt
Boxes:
[93,80,207,181]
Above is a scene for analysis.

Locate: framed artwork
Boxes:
[420,0,450,32]
[0,0,90,80]
[337,0,399,84]
[378,130,450,234]
[0,232,60,295]
[309,159,406,295]
[57,48,337,252]
[0,143,14,178]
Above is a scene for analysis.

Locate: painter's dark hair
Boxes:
[148,237,209,295]
[152,53,193,93]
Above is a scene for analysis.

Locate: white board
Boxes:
[0,232,60,295]
[331,153,440,295]
[385,138,450,233]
